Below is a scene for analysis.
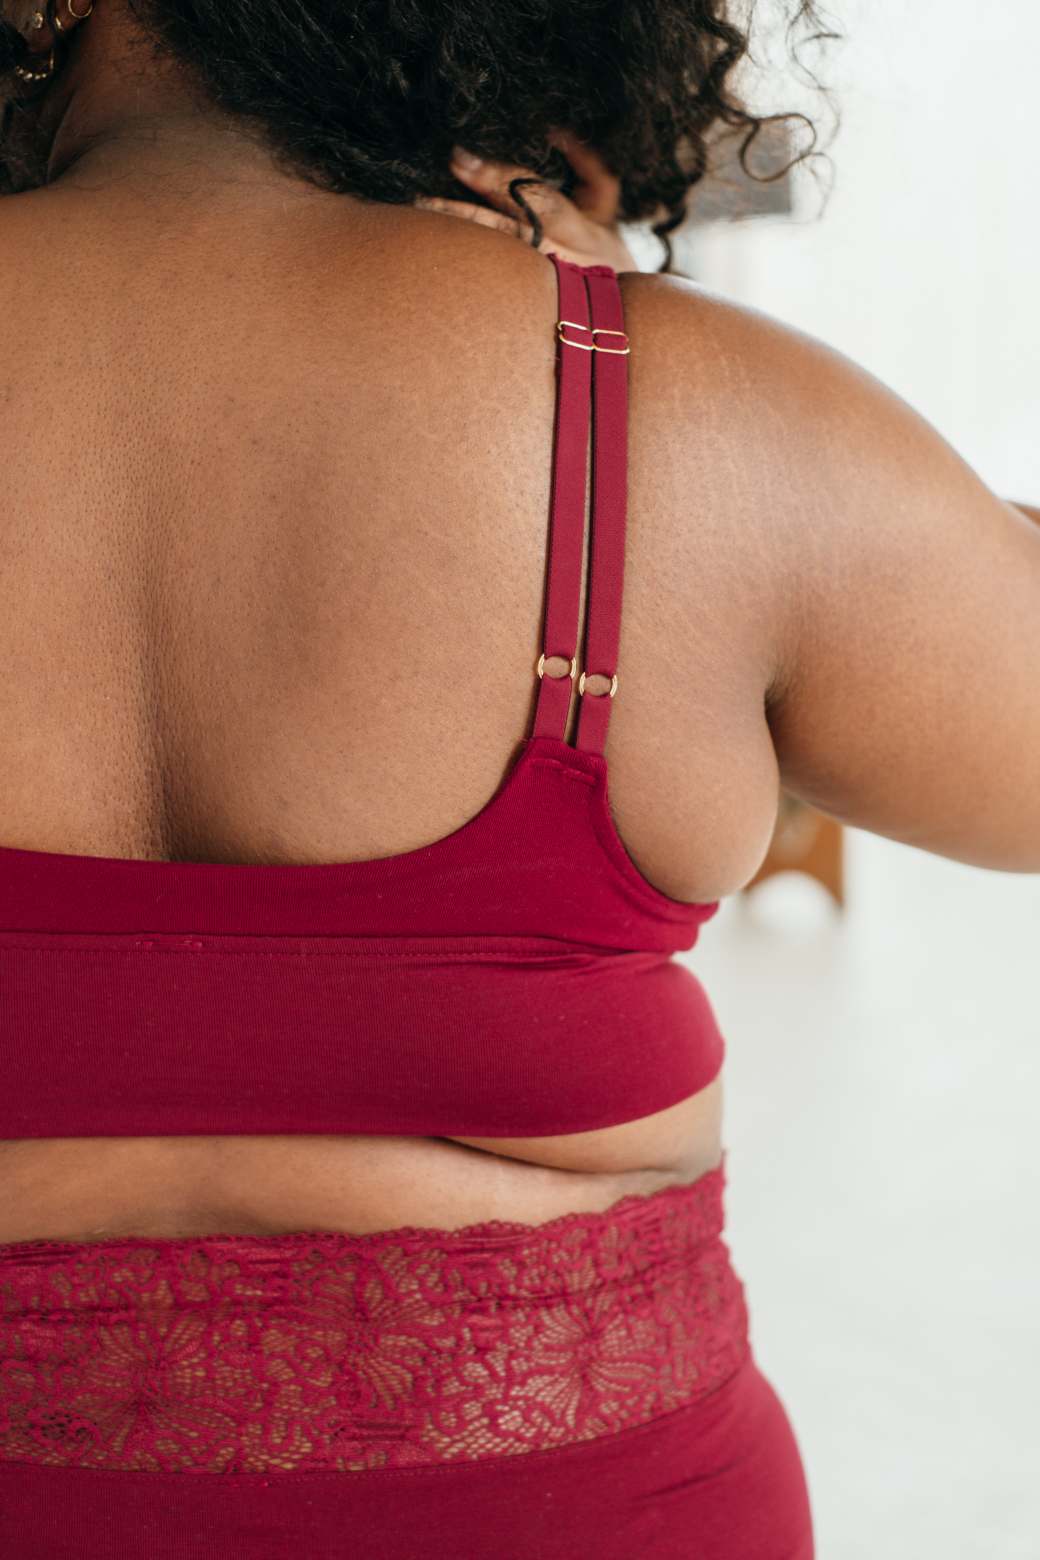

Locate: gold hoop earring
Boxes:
[13,44,56,80]
[42,0,95,39]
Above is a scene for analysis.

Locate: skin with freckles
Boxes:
[0,0,1038,1245]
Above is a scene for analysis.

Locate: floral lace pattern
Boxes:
[0,1168,748,1474]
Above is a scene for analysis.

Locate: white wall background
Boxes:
[676,0,1040,500]
[636,4,1040,1556]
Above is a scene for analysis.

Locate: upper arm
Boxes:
[755,307,1040,871]
[638,274,1040,874]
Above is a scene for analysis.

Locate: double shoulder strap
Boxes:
[532,254,629,757]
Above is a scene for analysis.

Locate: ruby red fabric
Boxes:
[0,1166,814,1557]
[0,258,814,1556]
[0,257,724,1143]
[0,1356,814,1559]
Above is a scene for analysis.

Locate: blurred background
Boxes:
[625,3,1040,1556]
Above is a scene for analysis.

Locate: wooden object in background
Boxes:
[686,120,796,225]
[743,794,845,908]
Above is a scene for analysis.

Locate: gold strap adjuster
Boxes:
[556,320,631,356]
[557,319,595,351]
[578,670,618,698]
[590,328,630,356]
[537,651,577,681]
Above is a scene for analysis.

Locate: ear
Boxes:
[21,0,92,58]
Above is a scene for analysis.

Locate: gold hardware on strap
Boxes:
[537,652,577,681]
[591,328,630,357]
[557,321,630,355]
[578,670,618,698]
[557,320,595,351]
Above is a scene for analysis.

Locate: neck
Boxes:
[50,110,285,195]
[12,2,304,201]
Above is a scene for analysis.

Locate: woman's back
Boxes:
[0,181,778,895]
[0,167,789,1241]
[2,2,1039,1544]
[3,150,1040,1254]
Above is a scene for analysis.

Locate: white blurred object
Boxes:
[674,0,1040,497]
[739,869,840,934]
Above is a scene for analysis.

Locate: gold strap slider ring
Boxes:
[537,652,577,681]
[578,670,618,698]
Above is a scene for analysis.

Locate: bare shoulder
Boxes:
[616,270,1040,870]
[611,269,858,703]
[375,201,561,320]
[619,262,1027,569]
[617,265,934,494]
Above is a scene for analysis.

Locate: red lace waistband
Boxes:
[0,1165,749,1475]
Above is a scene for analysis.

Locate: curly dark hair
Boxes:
[1,1,834,266]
